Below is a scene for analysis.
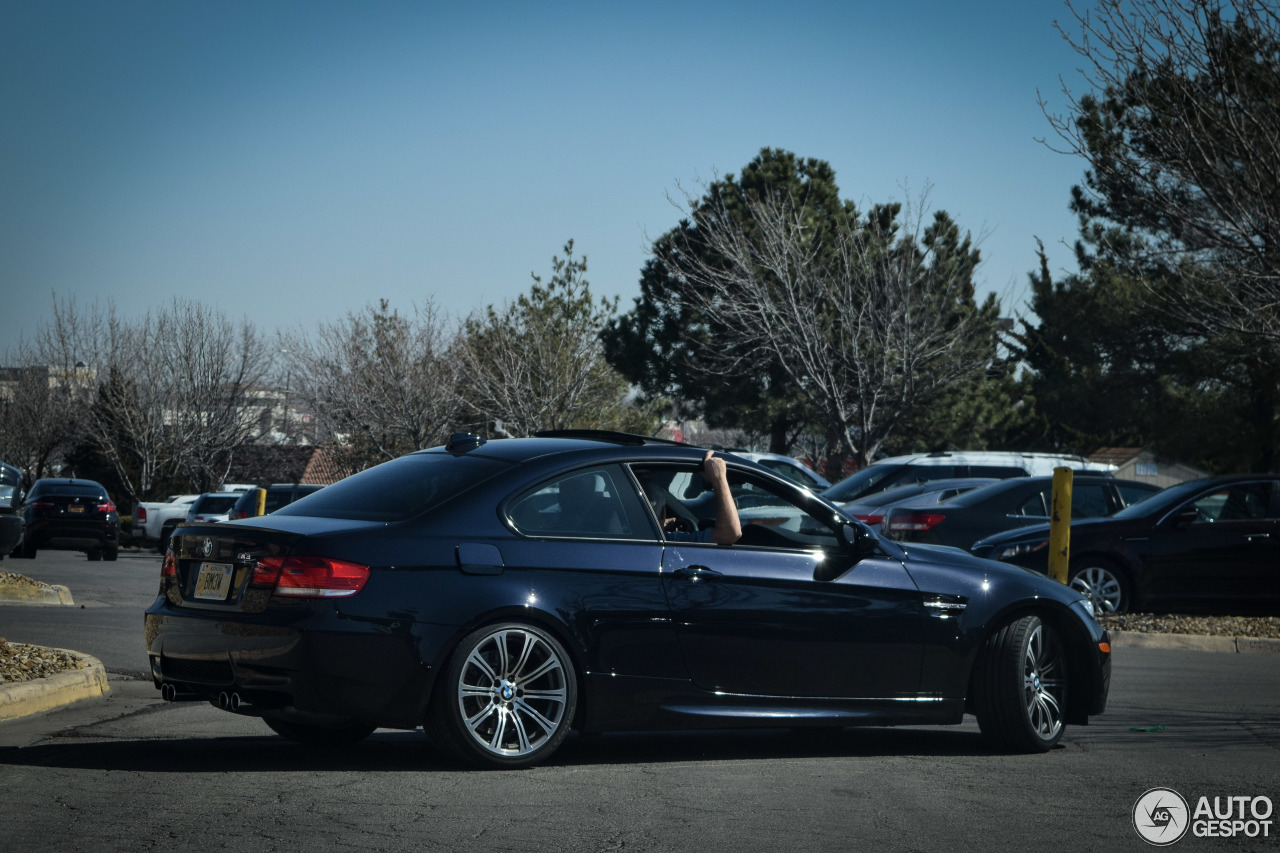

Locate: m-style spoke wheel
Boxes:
[428,623,577,769]
[973,614,1068,753]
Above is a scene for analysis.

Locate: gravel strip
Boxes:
[0,638,87,684]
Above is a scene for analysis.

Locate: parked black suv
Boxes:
[227,483,326,519]
[13,477,120,561]
[0,461,25,558]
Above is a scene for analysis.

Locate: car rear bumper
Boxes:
[26,520,117,550]
[144,598,444,728]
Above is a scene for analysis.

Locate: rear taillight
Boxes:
[853,514,883,525]
[885,512,945,532]
[231,510,247,519]
[250,555,370,598]
[97,500,117,513]
[137,507,148,523]
[30,499,55,511]
[161,549,176,578]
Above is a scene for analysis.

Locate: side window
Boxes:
[727,471,840,551]
[508,466,650,539]
[968,465,1026,479]
[905,465,959,484]
[1016,492,1048,517]
[1073,484,1111,518]
[1190,483,1273,523]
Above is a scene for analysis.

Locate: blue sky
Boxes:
[1,0,1093,354]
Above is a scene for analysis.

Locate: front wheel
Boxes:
[1068,559,1130,614]
[973,615,1068,753]
[427,622,577,769]
[262,715,377,747]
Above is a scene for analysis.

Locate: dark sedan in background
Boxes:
[882,476,1160,552]
[831,477,997,532]
[972,475,1280,614]
[0,461,24,558]
[146,431,1111,768]
[11,477,121,561]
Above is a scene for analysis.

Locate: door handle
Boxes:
[672,565,722,580]
[1245,533,1271,542]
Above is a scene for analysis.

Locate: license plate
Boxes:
[69,505,84,513]
[194,562,234,601]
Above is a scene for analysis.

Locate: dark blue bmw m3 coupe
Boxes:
[145,431,1111,768]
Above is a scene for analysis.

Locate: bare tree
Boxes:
[457,242,643,437]
[282,299,460,471]
[0,297,98,481]
[665,189,1001,466]
[161,300,274,491]
[1044,0,1280,353]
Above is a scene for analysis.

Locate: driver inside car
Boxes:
[640,451,741,546]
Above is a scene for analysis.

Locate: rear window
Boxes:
[192,494,242,513]
[274,453,511,522]
[29,483,106,500]
[824,464,910,502]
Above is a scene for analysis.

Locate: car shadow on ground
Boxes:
[0,724,1016,773]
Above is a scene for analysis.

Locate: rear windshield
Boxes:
[274,453,512,522]
[823,464,909,502]
[193,494,242,513]
[29,483,106,500]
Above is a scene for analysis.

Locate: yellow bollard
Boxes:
[255,487,266,517]
[1048,466,1073,584]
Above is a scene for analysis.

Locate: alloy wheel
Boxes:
[455,627,570,759]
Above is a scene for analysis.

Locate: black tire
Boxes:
[262,715,377,747]
[104,546,118,562]
[426,622,577,769]
[1068,558,1130,614]
[87,549,102,562]
[15,540,36,559]
[157,524,177,555]
[972,614,1068,753]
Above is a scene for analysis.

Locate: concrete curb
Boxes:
[0,583,74,606]
[0,650,110,721]
[1110,631,1280,654]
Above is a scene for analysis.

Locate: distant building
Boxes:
[1088,447,1208,488]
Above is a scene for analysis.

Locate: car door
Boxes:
[635,463,924,700]
[1147,480,1280,606]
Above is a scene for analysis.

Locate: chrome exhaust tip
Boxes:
[161,682,177,702]
[217,691,231,710]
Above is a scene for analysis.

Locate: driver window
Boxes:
[1190,483,1272,522]
[726,471,840,550]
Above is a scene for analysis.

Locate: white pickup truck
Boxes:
[133,485,252,553]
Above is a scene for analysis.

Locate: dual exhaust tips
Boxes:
[158,682,249,713]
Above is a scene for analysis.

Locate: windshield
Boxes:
[275,452,512,522]
[823,464,908,502]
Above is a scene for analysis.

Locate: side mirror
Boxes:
[1171,506,1200,528]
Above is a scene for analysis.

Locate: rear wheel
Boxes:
[1068,559,1130,614]
[262,715,377,747]
[87,549,102,561]
[427,622,577,769]
[104,546,118,562]
[157,524,177,554]
[15,541,37,559]
[973,614,1068,753]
